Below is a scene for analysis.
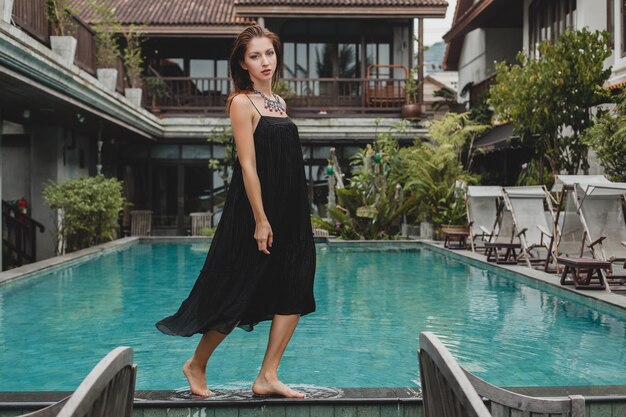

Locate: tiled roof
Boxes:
[71,0,255,26]
[235,0,446,6]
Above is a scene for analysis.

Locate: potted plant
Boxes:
[46,0,78,66]
[401,66,421,120]
[92,0,121,93]
[144,77,166,113]
[122,25,145,106]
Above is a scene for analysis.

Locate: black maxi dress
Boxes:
[156,111,316,336]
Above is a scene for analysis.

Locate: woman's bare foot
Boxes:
[182,359,213,397]
[252,373,305,398]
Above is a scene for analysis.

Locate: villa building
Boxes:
[443,0,619,182]
[0,0,447,269]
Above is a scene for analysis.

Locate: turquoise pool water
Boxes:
[1,242,625,391]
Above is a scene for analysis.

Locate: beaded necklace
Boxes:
[251,88,285,115]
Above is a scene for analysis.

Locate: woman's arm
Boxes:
[230,94,273,254]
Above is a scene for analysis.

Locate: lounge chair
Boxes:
[548,175,608,285]
[502,186,556,269]
[19,347,136,417]
[465,186,503,253]
[484,205,521,264]
[418,332,491,417]
[574,181,626,291]
[130,210,152,236]
[419,332,585,417]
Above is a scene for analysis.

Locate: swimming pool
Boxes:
[1,241,625,391]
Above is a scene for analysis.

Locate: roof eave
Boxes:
[443,0,494,43]
[235,6,446,18]
[110,24,255,37]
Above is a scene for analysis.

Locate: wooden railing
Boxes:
[11,0,107,77]
[144,76,408,114]
[74,15,96,75]
[2,200,45,270]
[12,0,50,44]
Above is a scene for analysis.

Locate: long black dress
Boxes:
[156,111,316,336]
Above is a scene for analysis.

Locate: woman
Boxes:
[155,25,316,398]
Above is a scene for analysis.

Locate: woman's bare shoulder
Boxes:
[230,92,254,112]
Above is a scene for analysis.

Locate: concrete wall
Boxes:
[484,28,523,77]
[457,29,486,98]
[1,122,95,262]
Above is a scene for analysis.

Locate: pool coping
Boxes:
[2,237,626,407]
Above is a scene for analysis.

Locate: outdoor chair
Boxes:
[484,206,521,264]
[548,175,608,287]
[573,181,626,291]
[463,364,585,417]
[130,210,152,236]
[190,211,212,236]
[418,332,492,417]
[19,347,136,417]
[419,332,585,417]
[503,186,556,270]
[465,186,503,253]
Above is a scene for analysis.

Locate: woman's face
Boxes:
[241,36,276,84]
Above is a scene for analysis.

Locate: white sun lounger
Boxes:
[465,186,503,252]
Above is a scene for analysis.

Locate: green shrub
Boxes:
[43,175,126,254]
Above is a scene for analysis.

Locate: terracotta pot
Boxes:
[401,103,422,120]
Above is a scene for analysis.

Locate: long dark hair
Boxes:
[226,25,282,112]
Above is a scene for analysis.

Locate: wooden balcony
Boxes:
[11,0,126,91]
[144,76,409,116]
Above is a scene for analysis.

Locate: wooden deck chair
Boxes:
[547,175,610,278]
[190,211,212,236]
[483,203,521,264]
[418,332,491,417]
[464,364,585,417]
[574,182,626,291]
[465,186,502,253]
[503,186,556,269]
[130,210,152,236]
[20,347,136,417]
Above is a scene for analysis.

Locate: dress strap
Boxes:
[245,94,262,116]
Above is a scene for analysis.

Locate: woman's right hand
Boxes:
[255,220,273,254]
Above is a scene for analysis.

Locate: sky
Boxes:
[421,0,458,46]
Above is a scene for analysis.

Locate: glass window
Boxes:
[182,145,212,159]
[190,60,214,92]
[338,44,358,78]
[608,0,614,48]
[284,42,296,78]
[296,43,308,78]
[152,145,180,159]
[529,0,577,58]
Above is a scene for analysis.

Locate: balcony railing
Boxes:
[11,0,126,87]
[144,76,409,115]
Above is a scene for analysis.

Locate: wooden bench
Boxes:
[556,256,611,290]
[443,230,469,249]
[484,242,521,264]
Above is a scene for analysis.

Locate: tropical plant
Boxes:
[46,0,77,36]
[405,66,420,104]
[581,98,626,182]
[43,175,126,254]
[489,28,612,177]
[396,113,486,226]
[122,25,145,88]
[312,121,413,240]
[92,0,122,68]
[207,125,234,185]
